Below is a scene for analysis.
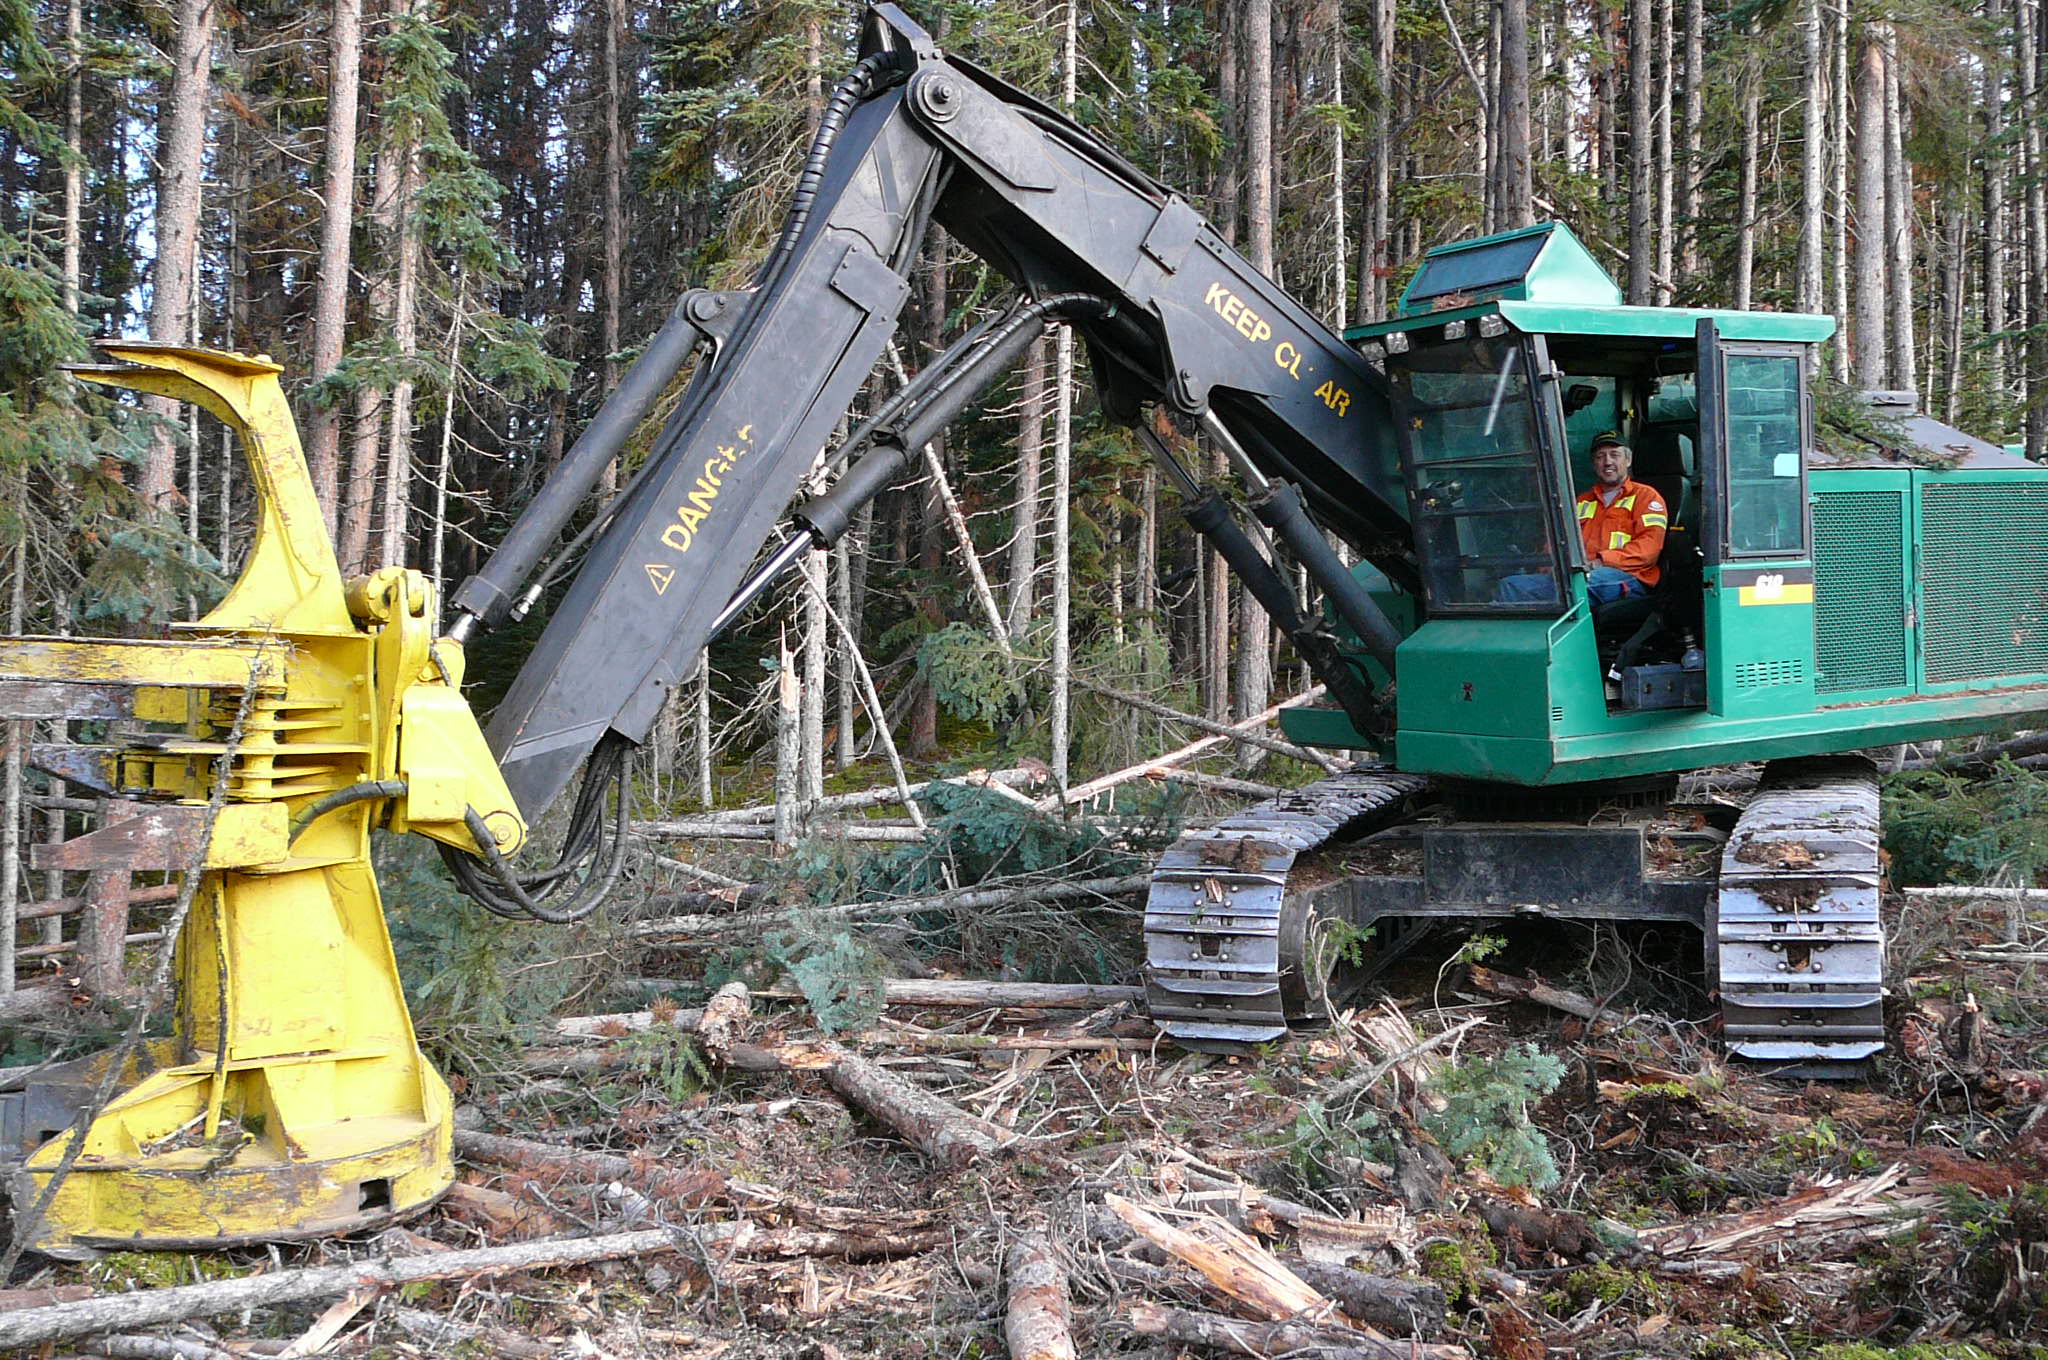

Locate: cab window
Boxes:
[1722,350,1806,556]
[1386,333,1569,615]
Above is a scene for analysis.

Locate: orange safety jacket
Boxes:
[1575,478,1669,587]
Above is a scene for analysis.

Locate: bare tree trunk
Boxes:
[833,536,854,770]
[342,70,401,575]
[1597,6,1619,203]
[2,546,24,992]
[1653,0,1674,300]
[801,550,827,802]
[909,236,947,759]
[1626,0,1654,303]
[1853,32,1888,391]
[1945,204,1969,422]
[303,0,362,534]
[1680,0,1704,275]
[1497,0,1532,231]
[1052,0,1078,783]
[1734,41,1761,312]
[1356,0,1394,324]
[1005,337,1045,640]
[61,0,82,315]
[1327,7,1348,323]
[1831,5,1851,380]
[143,0,216,510]
[1883,25,1917,395]
[2024,0,2048,451]
[1986,0,2011,424]
[378,93,422,569]
[599,0,628,497]
[1796,0,1826,315]
[1236,0,1273,723]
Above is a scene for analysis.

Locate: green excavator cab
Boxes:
[1280,222,2048,786]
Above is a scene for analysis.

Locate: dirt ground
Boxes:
[4,890,2046,1360]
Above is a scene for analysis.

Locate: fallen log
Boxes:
[555,1006,706,1039]
[87,1336,241,1360]
[1066,679,1342,776]
[698,1218,949,1260]
[0,1227,697,1349]
[0,1283,94,1309]
[1004,1230,1077,1360]
[453,1129,727,1208]
[1044,688,1331,810]
[0,985,78,1023]
[1125,1301,1469,1360]
[1463,965,1603,1022]
[633,873,1151,940]
[818,1042,1016,1170]
[1154,768,1288,799]
[759,980,1144,1009]
[1106,1194,1354,1331]
[689,768,1039,824]
[635,819,929,843]
[1276,1258,1444,1339]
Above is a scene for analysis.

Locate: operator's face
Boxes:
[1592,444,1632,489]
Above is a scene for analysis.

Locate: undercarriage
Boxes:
[1143,756,1887,1075]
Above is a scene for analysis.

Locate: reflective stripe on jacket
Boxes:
[1574,478,1668,587]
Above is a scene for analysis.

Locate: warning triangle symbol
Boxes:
[645,563,675,595]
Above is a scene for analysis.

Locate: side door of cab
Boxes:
[1694,318,1819,719]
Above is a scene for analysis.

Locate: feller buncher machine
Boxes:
[5,4,2048,1255]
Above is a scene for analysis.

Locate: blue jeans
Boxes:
[1496,565,1646,607]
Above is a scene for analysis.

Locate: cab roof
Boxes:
[1345,222,1836,347]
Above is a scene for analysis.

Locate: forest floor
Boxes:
[4,778,2047,1360]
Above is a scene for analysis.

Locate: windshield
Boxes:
[1386,334,1566,614]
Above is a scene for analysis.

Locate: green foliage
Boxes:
[615,1027,716,1103]
[381,836,593,1073]
[918,622,1023,729]
[1420,1043,1567,1190]
[1280,1095,1392,1191]
[1884,761,2048,886]
[761,918,888,1035]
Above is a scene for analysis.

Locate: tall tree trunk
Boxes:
[1497,0,1532,230]
[1626,0,1654,303]
[143,0,216,510]
[1986,0,2010,425]
[343,27,404,574]
[61,0,82,315]
[1327,3,1347,323]
[1830,5,1852,379]
[1215,1,1239,245]
[1236,0,1273,722]
[1653,0,1674,300]
[1796,0,1826,315]
[304,0,363,534]
[1734,40,1761,311]
[909,234,948,760]
[599,0,628,497]
[1853,31,1888,391]
[1597,6,1618,205]
[2025,0,2048,451]
[1005,337,1045,640]
[378,134,421,569]
[1945,204,1969,421]
[1051,0,1078,783]
[1355,0,1394,325]
[1680,0,1704,275]
[1883,25,1917,394]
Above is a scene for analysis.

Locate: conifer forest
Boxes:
[3,1,2048,1357]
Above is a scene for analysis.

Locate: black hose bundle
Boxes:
[440,733,632,923]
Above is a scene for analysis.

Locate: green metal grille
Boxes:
[1812,490,1908,694]
[1922,482,2048,683]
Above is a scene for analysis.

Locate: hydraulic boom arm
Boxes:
[454,4,1415,836]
